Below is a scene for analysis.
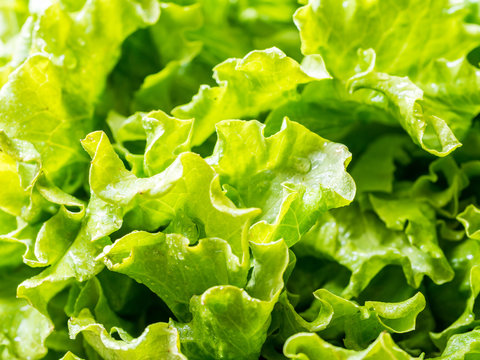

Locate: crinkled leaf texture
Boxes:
[208,119,355,246]
[3,0,480,359]
[102,231,249,321]
[293,0,480,155]
[174,239,289,360]
[284,332,421,360]
[0,0,160,189]
[69,308,186,360]
[300,202,453,298]
[172,47,329,145]
[270,288,425,351]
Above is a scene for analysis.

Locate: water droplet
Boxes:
[293,157,311,173]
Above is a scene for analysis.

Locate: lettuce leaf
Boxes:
[69,309,186,360]
[3,0,480,359]
[284,332,420,360]
[172,47,328,145]
[293,0,480,155]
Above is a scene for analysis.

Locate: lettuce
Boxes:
[2,0,480,359]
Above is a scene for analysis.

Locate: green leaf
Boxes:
[0,262,52,360]
[65,277,132,334]
[69,309,186,360]
[0,0,29,86]
[294,0,480,156]
[3,1,480,358]
[294,0,480,78]
[410,157,469,217]
[209,119,355,246]
[131,2,204,112]
[175,239,289,360]
[436,329,480,359]
[142,111,193,174]
[300,201,453,298]
[351,135,411,194]
[83,131,259,250]
[16,132,130,316]
[349,70,461,156]
[150,2,203,66]
[270,289,425,350]
[431,265,480,349]
[415,58,480,140]
[102,231,248,321]
[268,291,333,345]
[425,238,480,348]
[131,0,304,114]
[16,198,113,316]
[0,150,28,216]
[458,204,480,240]
[317,290,425,349]
[0,0,160,187]
[172,48,327,146]
[368,196,453,280]
[60,352,84,360]
[0,297,52,360]
[7,205,84,268]
[284,332,421,360]
[107,110,194,176]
